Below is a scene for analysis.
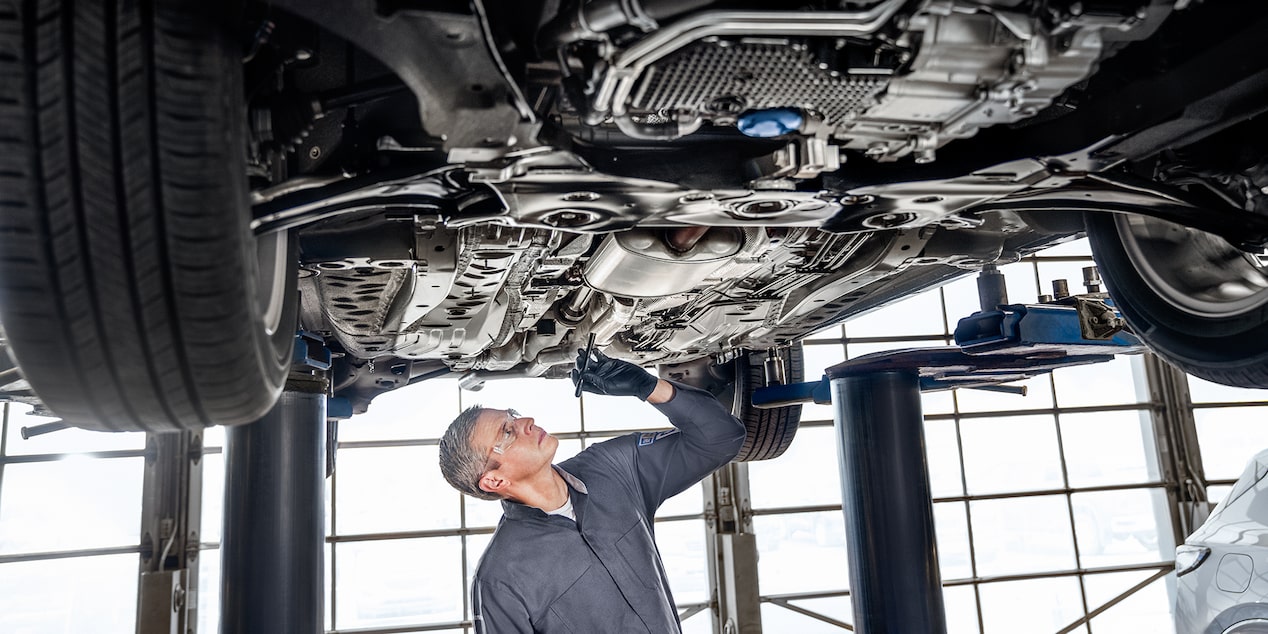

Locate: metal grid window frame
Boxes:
[748,248,1182,633]
[0,402,151,633]
[0,403,149,566]
[1,240,1262,633]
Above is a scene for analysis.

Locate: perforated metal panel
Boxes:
[630,40,888,125]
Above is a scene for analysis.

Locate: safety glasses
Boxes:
[490,408,521,457]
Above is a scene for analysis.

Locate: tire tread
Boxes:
[0,0,293,431]
[733,344,804,462]
[1086,212,1268,389]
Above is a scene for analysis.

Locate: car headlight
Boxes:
[1175,545,1211,577]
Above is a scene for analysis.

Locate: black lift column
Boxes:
[829,368,946,634]
[220,374,327,634]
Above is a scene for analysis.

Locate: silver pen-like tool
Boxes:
[575,332,597,398]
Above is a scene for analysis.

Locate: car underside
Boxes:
[1,0,1266,438]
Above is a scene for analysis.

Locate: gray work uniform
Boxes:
[471,381,746,633]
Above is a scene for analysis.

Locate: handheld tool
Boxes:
[575,332,597,397]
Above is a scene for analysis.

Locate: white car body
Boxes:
[1175,449,1268,634]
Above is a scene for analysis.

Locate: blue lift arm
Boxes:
[753,296,1144,408]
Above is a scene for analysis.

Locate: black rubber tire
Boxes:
[1085,212,1268,388]
[0,0,297,431]
[726,344,804,462]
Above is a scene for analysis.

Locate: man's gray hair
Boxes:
[439,405,502,501]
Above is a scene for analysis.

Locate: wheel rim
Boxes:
[256,232,290,337]
[1116,214,1268,318]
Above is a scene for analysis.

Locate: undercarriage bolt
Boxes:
[863,211,918,229]
[764,349,786,386]
[976,264,1009,312]
[1083,266,1102,293]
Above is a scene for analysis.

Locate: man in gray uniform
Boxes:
[439,349,746,633]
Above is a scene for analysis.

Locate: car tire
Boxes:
[1085,212,1268,388]
[0,0,297,431]
[726,344,804,462]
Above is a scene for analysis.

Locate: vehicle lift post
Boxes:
[753,268,1142,633]
[220,336,333,634]
[830,367,945,632]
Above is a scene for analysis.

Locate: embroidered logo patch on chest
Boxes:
[637,429,679,446]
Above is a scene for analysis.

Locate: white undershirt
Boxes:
[545,465,586,522]
[545,495,576,521]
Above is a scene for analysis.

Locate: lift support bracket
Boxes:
[753,298,1144,409]
[750,295,1143,634]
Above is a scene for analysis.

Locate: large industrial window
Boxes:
[1189,377,1268,506]
[749,239,1195,633]
[0,403,145,633]
[7,237,1268,634]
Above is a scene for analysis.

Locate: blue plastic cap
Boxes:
[737,108,804,138]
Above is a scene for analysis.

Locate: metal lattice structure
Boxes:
[630,40,888,124]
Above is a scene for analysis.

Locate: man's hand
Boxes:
[570,348,661,401]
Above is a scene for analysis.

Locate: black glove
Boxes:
[570,348,660,400]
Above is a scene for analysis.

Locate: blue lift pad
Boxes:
[293,331,333,371]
